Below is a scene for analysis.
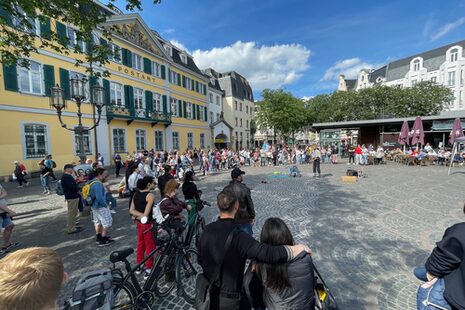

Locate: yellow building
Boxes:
[0,8,209,176]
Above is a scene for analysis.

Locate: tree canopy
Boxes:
[0,0,160,76]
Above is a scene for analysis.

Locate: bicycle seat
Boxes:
[109,248,134,263]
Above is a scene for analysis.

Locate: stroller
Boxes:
[314,265,338,310]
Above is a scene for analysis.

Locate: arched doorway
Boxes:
[215,133,229,149]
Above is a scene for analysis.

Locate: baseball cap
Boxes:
[63,164,74,170]
[231,167,245,179]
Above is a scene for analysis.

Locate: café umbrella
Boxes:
[410,116,425,147]
[448,118,464,145]
[398,120,409,152]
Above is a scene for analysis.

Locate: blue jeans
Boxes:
[40,175,50,191]
[236,223,253,236]
[415,267,451,310]
[105,192,117,210]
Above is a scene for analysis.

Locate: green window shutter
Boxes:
[143,57,152,74]
[192,104,196,120]
[59,68,70,99]
[43,65,55,97]
[182,76,186,88]
[56,22,68,46]
[167,69,171,82]
[178,100,182,117]
[195,81,199,93]
[177,73,181,86]
[145,91,153,111]
[204,107,208,122]
[39,17,51,40]
[183,101,187,118]
[197,105,201,120]
[2,62,18,92]
[161,65,166,79]
[191,81,195,91]
[203,84,207,95]
[162,95,167,113]
[122,48,132,67]
[103,79,110,106]
[89,76,97,88]
[0,6,12,26]
[124,85,134,110]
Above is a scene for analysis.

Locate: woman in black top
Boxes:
[129,176,156,279]
[182,171,200,225]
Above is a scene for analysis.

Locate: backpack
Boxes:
[67,268,114,310]
[346,169,358,177]
[56,180,64,196]
[152,197,169,224]
[52,160,57,168]
[81,180,99,206]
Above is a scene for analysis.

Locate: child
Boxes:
[0,184,18,254]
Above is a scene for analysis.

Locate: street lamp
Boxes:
[49,75,105,164]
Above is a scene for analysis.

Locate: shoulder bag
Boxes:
[195,228,236,310]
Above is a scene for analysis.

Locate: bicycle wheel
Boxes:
[152,253,177,297]
[176,248,201,305]
[194,217,206,248]
[113,279,137,310]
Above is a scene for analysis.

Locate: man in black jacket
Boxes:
[157,165,174,197]
[421,206,465,310]
[61,164,83,234]
[198,188,310,310]
[223,167,255,235]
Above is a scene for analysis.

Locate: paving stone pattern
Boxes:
[2,161,465,309]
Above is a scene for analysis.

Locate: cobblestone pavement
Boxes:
[2,161,465,309]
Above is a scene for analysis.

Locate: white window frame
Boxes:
[132,53,143,71]
[135,129,147,151]
[153,93,162,111]
[180,54,188,64]
[67,27,86,52]
[22,122,50,159]
[209,93,213,103]
[112,128,127,153]
[448,71,456,86]
[187,132,194,149]
[134,87,145,117]
[170,70,178,84]
[200,133,205,149]
[187,102,193,119]
[413,59,420,71]
[109,43,122,63]
[450,48,459,62]
[17,60,43,95]
[431,76,437,83]
[110,82,124,107]
[172,132,179,150]
[210,111,214,124]
[164,44,172,56]
[13,9,39,36]
[154,131,164,151]
[216,95,220,106]
[152,62,161,78]
[411,80,417,87]
[199,106,204,121]
[186,77,192,90]
[170,97,178,116]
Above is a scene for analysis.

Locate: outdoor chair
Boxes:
[407,157,417,166]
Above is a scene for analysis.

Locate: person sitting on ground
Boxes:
[90,168,115,246]
[0,247,67,310]
[198,189,311,309]
[254,217,315,309]
[157,164,174,197]
[159,179,190,232]
[0,184,17,254]
[129,176,157,280]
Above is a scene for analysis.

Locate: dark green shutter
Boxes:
[203,84,207,95]
[56,22,68,46]
[161,65,166,79]
[183,101,187,118]
[2,62,17,92]
[143,58,151,74]
[124,85,134,110]
[167,69,171,83]
[59,68,70,99]
[204,107,207,122]
[177,73,181,86]
[0,6,12,26]
[122,48,132,67]
[191,81,195,91]
[197,105,200,120]
[195,81,199,93]
[39,17,51,40]
[89,76,97,88]
[102,79,110,106]
[192,104,196,120]
[145,91,153,112]
[177,99,182,117]
[99,38,107,46]
[43,65,55,96]
[162,95,167,114]
[182,76,186,88]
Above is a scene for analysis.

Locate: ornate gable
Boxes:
[112,23,163,57]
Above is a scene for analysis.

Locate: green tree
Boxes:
[0,0,160,76]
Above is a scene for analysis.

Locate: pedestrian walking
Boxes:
[114,153,122,177]
[157,164,174,197]
[312,147,321,177]
[44,155,58,181]
[0,184,18,254]
[61,164,83,234]
[38,163,52,195]
[90,168,115,246]
[13,161,29,188]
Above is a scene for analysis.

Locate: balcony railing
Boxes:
[106,105,171,124]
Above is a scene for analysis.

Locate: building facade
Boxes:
[338,40,465,110]
[203,69,224,147]
[0,7,209,176]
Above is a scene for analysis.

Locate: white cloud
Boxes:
[321,58,381,81]
[431,17,465,41]
[163,28,175,35]
[192,41,311,90]
[301,96,313,101]
[170,40,189,52]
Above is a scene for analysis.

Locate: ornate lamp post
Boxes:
[50,75,105,164]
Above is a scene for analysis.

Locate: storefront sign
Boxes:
[117,66,159,84]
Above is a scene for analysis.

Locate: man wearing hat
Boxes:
[223,167,255,235]
[61,164,83,234]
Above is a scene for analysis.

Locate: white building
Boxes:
[203,69,224,147]
[338,40,465,110]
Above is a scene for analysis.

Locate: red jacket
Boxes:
[355,147,362,155]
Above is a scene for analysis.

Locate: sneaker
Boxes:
[67,227,83,234]
[143,270,151,281]
[98,237,115,247]
[110,209,116,214]
[25,182,29,187]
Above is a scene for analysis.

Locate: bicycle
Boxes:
[184,199,210,248]
[110,221,201,309]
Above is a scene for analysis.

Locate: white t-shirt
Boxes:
[128,172,142,191]
[0,184,7,211]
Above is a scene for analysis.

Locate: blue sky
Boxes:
[115,0,465,99]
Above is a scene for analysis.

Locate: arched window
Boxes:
[413,59,420,71]
[450,48,459,62]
